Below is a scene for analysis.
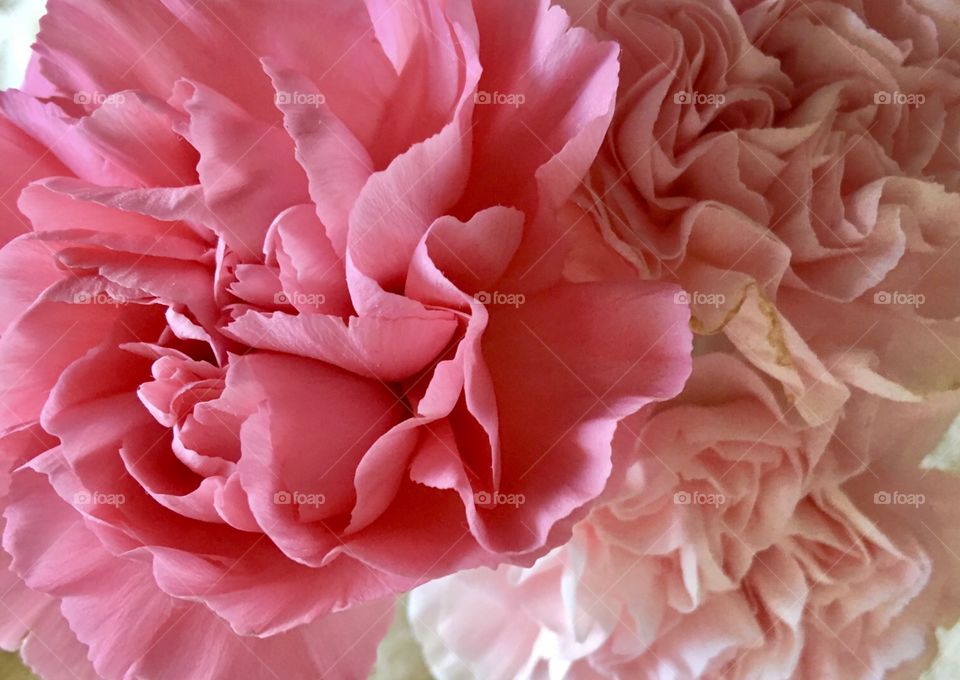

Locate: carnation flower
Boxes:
[409,354,960,679]
[414,1,960,677]
[561,0,960,426]
[0,1,694,678]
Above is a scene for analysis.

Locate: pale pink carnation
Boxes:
[560,0,960,426]
[410,354,960,679]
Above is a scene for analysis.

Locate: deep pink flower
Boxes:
[0,1,693,678]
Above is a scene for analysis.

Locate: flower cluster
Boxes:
[0,0,958,679]
[409,0,960,678]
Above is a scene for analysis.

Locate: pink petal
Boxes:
[345,25,481,289]
[0,300,133,431]
[179,81,308,260]
[225,353,405,556]
[225,309,458,383]
[0,117,69,246]
[19,178,208,248]
[406,207,525,302]
[264,63,373,256]
[475,281,692,554]
[34,0,395,124]
[4,469,393,680]
[268,204,351,315]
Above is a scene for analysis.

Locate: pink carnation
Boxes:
[0,1,693,678]
[410,355,960,679]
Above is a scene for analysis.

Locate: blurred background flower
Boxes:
[0,0,44,89]
[371,600,433,680]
